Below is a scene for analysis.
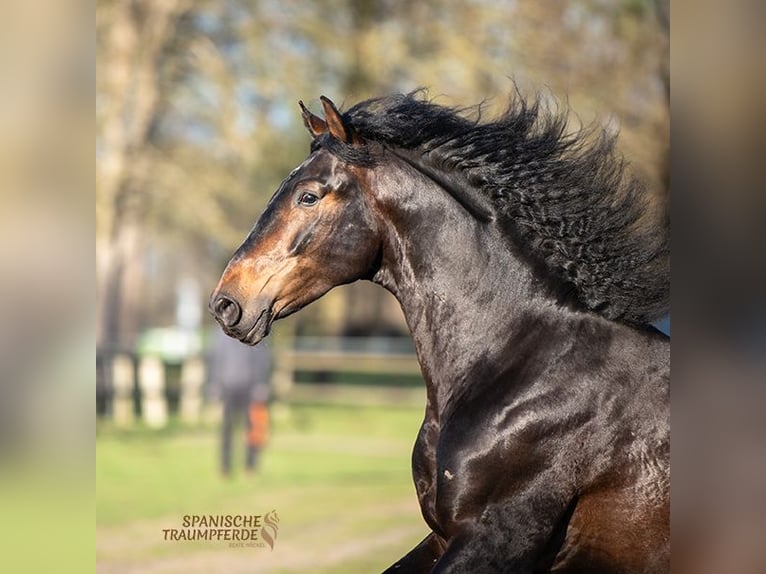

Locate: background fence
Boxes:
[97,336,423,428]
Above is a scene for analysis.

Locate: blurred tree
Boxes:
[97,0,194,348]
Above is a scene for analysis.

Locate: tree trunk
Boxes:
[97,0,190,349]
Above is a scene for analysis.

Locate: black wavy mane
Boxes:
[327,91,669,325]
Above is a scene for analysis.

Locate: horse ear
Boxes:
[299,100,327,138]
[320,95,362,144]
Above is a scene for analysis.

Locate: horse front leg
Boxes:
[429,481,576,574]
[381,532,446,573]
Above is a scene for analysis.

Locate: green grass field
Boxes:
[97,401,429,573]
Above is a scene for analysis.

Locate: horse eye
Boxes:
[297,191,319,206]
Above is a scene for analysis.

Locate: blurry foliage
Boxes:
[96,0,668,347]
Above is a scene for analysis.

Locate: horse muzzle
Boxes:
[209,291,275,346]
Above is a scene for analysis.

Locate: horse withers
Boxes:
[210,93,669,573]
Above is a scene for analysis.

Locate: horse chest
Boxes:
[412,407,441,533]
[411,398,559,538]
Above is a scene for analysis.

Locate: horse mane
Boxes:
[327,90,669,325]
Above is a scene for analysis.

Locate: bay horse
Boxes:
[210,92,669,573]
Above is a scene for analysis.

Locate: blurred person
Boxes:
[208,328,272,477]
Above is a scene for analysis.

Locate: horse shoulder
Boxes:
[428,315,669,569]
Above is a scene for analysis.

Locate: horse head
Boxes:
[209,97,380,345]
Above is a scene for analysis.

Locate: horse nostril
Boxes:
[213,295,242,328]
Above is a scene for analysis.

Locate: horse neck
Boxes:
[368,161,557,413]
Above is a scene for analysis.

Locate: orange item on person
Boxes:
[247,403,269,447]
